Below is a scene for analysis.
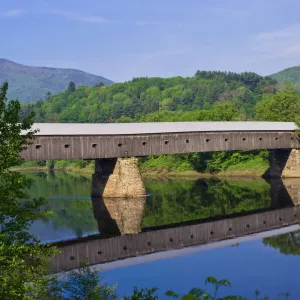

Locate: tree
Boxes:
[0,82,56,298]
[255,88,300,122]
[209,102,239,121]
[45,91,52,100]
[67,81,76,93]
[94,82,105,87]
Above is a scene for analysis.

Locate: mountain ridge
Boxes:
[0,58,113,102]
[270,65,300,83]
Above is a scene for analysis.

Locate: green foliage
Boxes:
[139,150,269,175]
[59,266,117,300]
[22,71,275,122]
[124,287,159,300]
[0,81,45,243]
[140,154,194,172]
[205,151,269,173]
[0,59,112,102]
[68,81,76,93]
[165,276,245,300]
[255,88,300,122]
[270,65,300,84]
[0,81,57,298]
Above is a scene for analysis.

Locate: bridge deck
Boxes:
[31,122,297,136]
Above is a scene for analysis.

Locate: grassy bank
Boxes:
[12,160,95,175]
[140,154,269,177]
[14,153,270,178]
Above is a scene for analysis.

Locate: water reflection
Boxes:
[25,172,300,243]
[263,230,300,255]
[91,197,146,237]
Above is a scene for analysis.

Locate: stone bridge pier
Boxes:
[268,149,300,178]
[91,157,146,198]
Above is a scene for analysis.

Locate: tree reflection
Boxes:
[263,230,300,255]
[143,178,272,227]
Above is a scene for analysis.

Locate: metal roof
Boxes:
[31,122,297,136]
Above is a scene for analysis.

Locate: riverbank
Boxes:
[13,156,269,178]
[141,155,269,178]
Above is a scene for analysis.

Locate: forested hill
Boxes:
[0,59,113,102]
[22,71,277,123]
[270,65,300,83]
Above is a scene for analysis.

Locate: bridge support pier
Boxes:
[268,149,300,178]
[91,157,146,198]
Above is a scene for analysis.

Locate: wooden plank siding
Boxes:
[22,131,299,161]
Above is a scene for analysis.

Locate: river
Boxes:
[26,171,300,299]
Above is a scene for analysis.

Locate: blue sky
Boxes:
[1,0,300,82]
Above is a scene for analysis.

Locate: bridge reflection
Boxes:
[50,178,300,272]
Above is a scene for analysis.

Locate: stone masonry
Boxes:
[92,157,146,198]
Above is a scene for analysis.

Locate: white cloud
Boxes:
[256,26,296,42]
[51,10,115,24]
[253,24,300,59]
[285,44,300,54]
[1,9,25,18]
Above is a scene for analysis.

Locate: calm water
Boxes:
[27,172,300,299]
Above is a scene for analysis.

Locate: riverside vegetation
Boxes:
[0,81,296,298]
[19,71,300,176]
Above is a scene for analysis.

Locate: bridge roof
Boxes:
[32,122,297,136]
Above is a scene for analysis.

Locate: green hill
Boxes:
[22,71,277,123]
[0,59,113,102]
[270,65,300,83]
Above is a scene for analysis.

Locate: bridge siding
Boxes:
[22,131,299,161]
[50,206,300,272]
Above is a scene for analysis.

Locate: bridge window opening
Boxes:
[275,137,279,140]
[225,138,228,142]
[210,231,214,235]
[70,256,75,261]
[92,143,97,148]
[294,214,297,218]
[246,224,250,228]
[190,234,194,239]
[259,137,262,141]
[206,138,210,143]
[118,143,123,147]
[147,241,151,246]
[186,139,189,143]
[123,246,127,250]
[263,221,266,224]
[169,237,173,242]
[242,137,246,141]
[97,251,102,255]
[279,217,282,221]
[229,228,232,231]
[64,144,70,149]
[142,141,147,146]
[35,144,42,149]
[165,140,169,145]
[291,137,294,140]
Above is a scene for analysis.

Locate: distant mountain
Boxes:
[0,59,113,102]
[270,66,300,84]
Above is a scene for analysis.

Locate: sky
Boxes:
[1,0,300,82]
